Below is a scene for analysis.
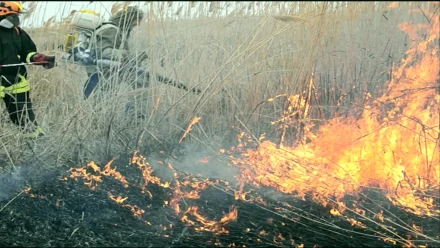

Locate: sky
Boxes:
[20,1,136,27]
[19,1,223,28]
[19,1,299,28]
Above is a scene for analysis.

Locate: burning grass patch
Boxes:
[1,4,438,248]
[0,153,438,247]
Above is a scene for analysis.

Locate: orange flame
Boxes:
[122,204,145,218]
[179,116,201,144]
[102,160,129,188]
[108,193,128,204]
[181,206,238,235]
[69,167,102,190]
[197,157,209,164]
[69,160,132,190]
[232,15,439,216]
[388,2,398,8]
[182,190,200,199]
[66,151,241,235]
[130,151,170,197]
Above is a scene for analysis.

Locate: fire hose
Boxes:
[1,58,203,95]
[93,59,202,95]
[61,53,202,95]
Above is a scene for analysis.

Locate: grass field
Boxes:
[0,2,439,246]
[1,2,436,167]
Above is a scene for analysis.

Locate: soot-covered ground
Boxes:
[0,156,438,248]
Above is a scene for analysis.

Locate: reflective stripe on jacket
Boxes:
[0,21,38,92]
[0,75,29,97]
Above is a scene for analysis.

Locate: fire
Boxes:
[65,149,241,238]
[108,193,128,204]
[346,218,367,229]
[181,178,214,189]
[68,160,132,190]
[232,15,439,216]
[220,206,239,224]
[130,151,170,197]
[182,190,200,199]
[197,157,209,164]
[180,206,238,235]
[179,116,201,144]
[383,238,397,245]
[388,2,398,8]
[122,204,145,218]
[69,167,102,190]
[108,194,146,219]
[233,184,269,205]
[374,210,385,222]
[102,160,129,188]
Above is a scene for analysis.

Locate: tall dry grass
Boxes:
[0,2,436,170]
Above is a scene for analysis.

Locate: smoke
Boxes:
[0,164,65,201]
[143,143,297,204]
[147,144,239,184]
[0,166,30,201]
[0,143,237,203]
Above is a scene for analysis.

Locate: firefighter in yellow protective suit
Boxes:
[0,1,55,138]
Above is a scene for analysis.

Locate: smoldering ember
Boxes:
[0,2,439,248]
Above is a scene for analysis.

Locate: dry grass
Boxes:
[0,2,436,169]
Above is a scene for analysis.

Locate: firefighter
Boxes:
[0,1,55,138]
[83,6,146,99]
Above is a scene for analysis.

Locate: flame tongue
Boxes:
[62,10,438,246]
[233,15,439,216]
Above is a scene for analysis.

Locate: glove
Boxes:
[31,53,56,69]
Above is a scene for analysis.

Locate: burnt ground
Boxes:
[0,155,439,248]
